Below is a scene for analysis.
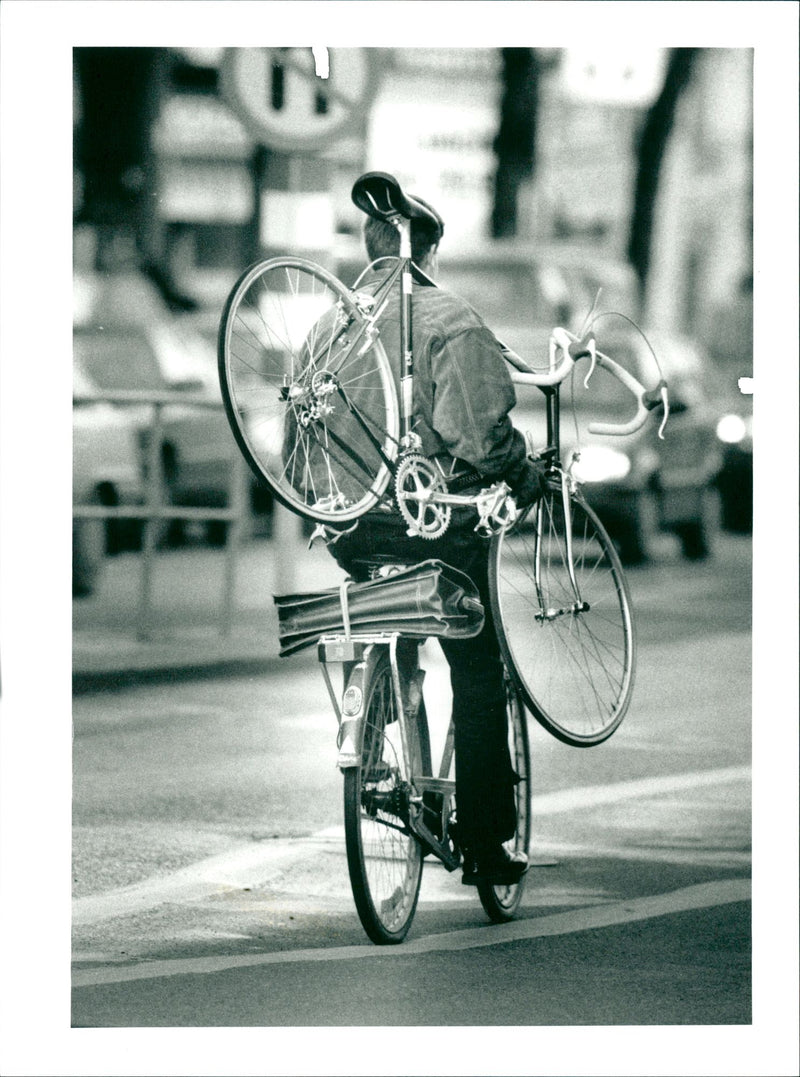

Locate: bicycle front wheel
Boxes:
[343,652,430,944]
[489,484,636,746]
[477,676,531,922]
[219,257,399,523]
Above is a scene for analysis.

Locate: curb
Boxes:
[72,656,287,695]
[72,641,319,694]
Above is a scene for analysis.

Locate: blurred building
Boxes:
[644,49,753,366]
[531,48,667,256]
[359,49,502,250]
[74,46,752,356]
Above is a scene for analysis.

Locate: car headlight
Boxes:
[571,446,632,483]
[716,414,748,444]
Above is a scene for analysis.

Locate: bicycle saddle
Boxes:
[352,171,443,236]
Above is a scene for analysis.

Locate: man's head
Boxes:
[363,194,444,277]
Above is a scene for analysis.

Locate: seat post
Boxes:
[395,217,414,447]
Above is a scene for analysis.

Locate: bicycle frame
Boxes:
[397,219,415,448]
[318,630,461,871]
[350,217,418,451]
[337,208,661,590]
[344,226,520,538]
[348,243,586,594]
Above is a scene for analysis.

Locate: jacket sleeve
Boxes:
[429,324,529,480]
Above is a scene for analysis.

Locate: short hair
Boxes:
[363,195,444,265]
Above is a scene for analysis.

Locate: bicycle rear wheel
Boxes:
[218,257,399,523]
[489,483,635,746]
[343,651,431,944]
[477,676,531,922]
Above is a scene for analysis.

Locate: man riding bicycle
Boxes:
[327,186,546,887]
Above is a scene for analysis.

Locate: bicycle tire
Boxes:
[343,651,431,944]
[218,256,399,523]
[476,675,531,922]
[489,483,636,747]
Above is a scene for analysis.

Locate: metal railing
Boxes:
[73,390,250,640]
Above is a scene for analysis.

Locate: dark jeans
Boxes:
[330,516,518,852]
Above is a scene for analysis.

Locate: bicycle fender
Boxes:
[336,662,367,768]
[336,646,384,770]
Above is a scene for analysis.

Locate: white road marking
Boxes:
[72,877,750,988]
[71,833,343,926]
[72,766,750,927]
[528,839,750,869]
[529,765,750,815]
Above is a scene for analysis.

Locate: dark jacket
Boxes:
[360,267,538,510]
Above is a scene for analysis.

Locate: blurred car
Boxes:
[73,359,143,596]
[509,326,725,563]
[436,241,643,358]
[73,321,238,545]
[427,246,726,563]
[703,291,753,534]
[713,384,753,534]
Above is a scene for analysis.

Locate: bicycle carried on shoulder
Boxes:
[218,171,670,942]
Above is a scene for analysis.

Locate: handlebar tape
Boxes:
[567,333,595,362]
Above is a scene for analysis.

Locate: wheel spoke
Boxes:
[490,487,635,746]
[220,257,399,523]
[344,656,426,943]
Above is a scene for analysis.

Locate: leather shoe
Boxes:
[462,845,528,886]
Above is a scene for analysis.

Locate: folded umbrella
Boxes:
[275,559,484,656]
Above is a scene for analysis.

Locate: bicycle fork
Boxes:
[317,636,382,768]
[533,470,590,621]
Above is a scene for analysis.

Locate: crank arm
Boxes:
[410,816,461,871]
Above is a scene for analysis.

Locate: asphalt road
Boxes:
[61,533,795,1072]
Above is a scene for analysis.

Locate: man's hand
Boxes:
[507,457,548,508]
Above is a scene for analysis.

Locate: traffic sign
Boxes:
[561,48,667,106]
[220,47,382,153]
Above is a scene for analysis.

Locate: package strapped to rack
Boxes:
[274,559,484,656]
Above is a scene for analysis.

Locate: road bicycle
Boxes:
[218,170,670,941]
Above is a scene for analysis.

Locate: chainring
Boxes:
[394,453,451,539]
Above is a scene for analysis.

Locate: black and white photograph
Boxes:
[0,2,797,1075]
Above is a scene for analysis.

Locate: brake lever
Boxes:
[642,380,670,440]
[657,385,670,439]
[582,338,598,389]
[559,330,598,387]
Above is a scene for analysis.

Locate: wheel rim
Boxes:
[219,258,399,522]
[346,662,423,940]
[491,489,635,746]
[497,686,530,909]
[479,680,530,919]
